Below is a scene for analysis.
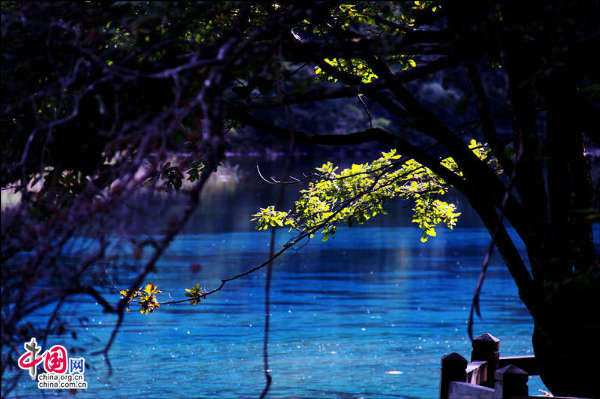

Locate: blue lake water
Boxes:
[8,225,549,398]
[5,158,560,398]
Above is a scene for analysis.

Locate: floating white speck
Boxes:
[386,370,404,375]
[330,351,337,354]
[361,328,366,331]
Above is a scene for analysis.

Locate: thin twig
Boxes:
[357,93,373,129]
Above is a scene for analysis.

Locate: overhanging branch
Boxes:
[234,110,394,146]
[235,111,467,190]
[235,55,464,110]
[283,30,453,61]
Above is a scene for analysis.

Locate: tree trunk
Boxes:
[529,63,600,397]
[532,277,600,397]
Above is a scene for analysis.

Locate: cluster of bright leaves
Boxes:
[332,3,419,32]
[120,283,206,314]
[184,283,206,305]
[314,56,416,84]
[311,2,424,83]
[253,141,498,243]
[119,284,163,314]
[315,58,380,84]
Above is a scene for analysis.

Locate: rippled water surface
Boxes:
[10,224,550,398]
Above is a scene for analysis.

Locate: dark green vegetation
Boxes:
[1,1,599,396]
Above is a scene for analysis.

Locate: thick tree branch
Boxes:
[234,110,394,146]
[234,55,464,110]
[366,56,530,239]
[469,194,537,311]
[236,111,467,190]
[283,29,453,61]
